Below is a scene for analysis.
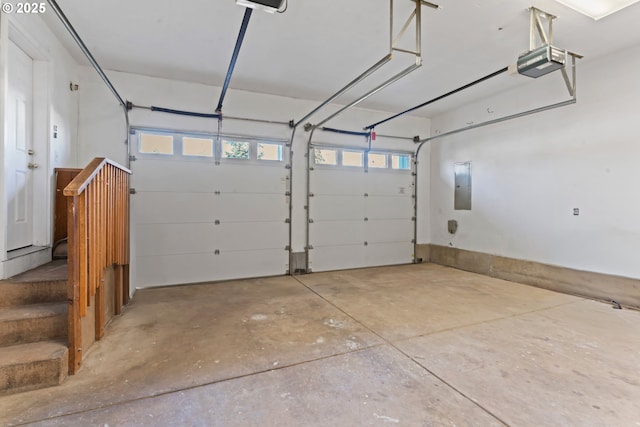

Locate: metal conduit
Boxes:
[47,0,125,108]
[365,66,509,130]
[216,7,253,113]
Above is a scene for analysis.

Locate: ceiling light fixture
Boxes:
[235,0,285,14]
[554,0,640,20]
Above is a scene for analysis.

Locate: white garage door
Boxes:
[308,146,415,272]
[131,128,290,288]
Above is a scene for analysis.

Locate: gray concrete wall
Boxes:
[419,244,640,309]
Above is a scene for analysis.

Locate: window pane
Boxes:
[139,133,174,155]
[222,140,250,159]
[342,150,364,167]
[183,137,213,157]
[257,143,283,161]
[368,153,387,168]
[314,148,337,165]
[391,154,411,170]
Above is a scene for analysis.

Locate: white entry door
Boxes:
[6,41,34,251]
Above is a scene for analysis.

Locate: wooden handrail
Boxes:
[65,157,131,374]
[64,157,131,197]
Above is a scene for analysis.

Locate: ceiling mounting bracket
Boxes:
[529,6,556,51]
[294,0,438,129]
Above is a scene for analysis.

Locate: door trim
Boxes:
[1,16,53,266]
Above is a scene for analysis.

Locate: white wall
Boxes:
[0,11,78,276]
[77,67,431,254]
[429,43,640,279]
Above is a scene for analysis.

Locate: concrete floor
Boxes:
[1,263,639,426]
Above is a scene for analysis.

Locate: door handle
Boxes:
[28,162,39,169]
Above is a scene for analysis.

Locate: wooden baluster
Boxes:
[78,192,88,317]
[67,196,82,374]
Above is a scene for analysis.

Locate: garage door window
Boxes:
[391,154,411,170]
[222,140,250,159]
[139,133,174,155]
[343,150,364,167]
[368,153,387,169]
[314,148,338,165]
[257,143,283,161]
[183,137,214,157]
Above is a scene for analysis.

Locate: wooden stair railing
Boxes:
[64,157,131,374]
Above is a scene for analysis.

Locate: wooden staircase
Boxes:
[0,261,69,396]
[0,157,131,396]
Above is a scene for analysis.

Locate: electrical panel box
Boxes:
[454,162,471,210]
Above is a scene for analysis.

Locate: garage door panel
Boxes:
[311,170,366,195]
[216,249,287,280]
[310,221,365,247]
[136,223,216,257]
[219,164,287,193]
[216,222,288,251]
[132,129,290,287]
[367,173,414,196]
[365,242,414,266]
[309,150,414,272]
[134,192,216,224]
[134,159,217,192]
[218,194,287,222]
[310,245,367,272]
[365,196,413,219]
[366,219,414,243]
[310,196,364,221]
[135,253,218,288]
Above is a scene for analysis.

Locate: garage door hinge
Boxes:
[129,155,137,162]
[214,191,221,195]
[129,188,137,195]
[364,193,369,197]
[285,164,292,169]
[285,218,291,223]
[214,220,220,225]
[285,191,291,196]
[364,241,368,246]
[305,245,314,250]
[309,167,315,171]
[412,216,416,221]
[214,250,220,255]
[309,192,315,197]
[411,239,416,244]
[364,217,368,222]
[308,219,314,224]
[412,172,417,176]
[285,245,291,251]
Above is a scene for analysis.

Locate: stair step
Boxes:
[0,303,67,347]
[0,280,67,308]
[0,341,68,396]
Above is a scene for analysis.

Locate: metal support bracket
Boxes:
[294,0,437,129]
[529,7,556,51]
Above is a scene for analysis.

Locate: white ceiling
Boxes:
[42,0,640,120]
